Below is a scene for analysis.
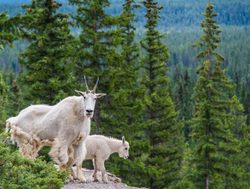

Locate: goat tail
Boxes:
[5,120,16,145]
[5,120,12,133]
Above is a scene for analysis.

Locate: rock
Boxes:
[63,169,148,189]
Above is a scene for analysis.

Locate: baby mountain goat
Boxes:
[81,135,129,183]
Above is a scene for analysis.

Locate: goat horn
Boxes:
[93,77,99,92]
[84,76,89,91]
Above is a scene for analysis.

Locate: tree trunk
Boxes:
[206,173,209,189]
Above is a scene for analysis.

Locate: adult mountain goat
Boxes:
[6,78,105,182]
[79,135,129,183]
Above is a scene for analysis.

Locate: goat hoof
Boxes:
[68,175,74,181]
[78,176,87,183]
[103,179,109,184]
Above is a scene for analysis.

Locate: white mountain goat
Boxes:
[6,104,53,156]
[6,78,106,182]
[80,135,130,183]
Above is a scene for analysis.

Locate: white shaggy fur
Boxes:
[82,135,130,183]
[6,105,54,157]
[6,91,105,182]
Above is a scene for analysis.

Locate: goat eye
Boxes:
[125,148,128,150]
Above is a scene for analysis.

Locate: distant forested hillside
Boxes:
[0,0,250,86]
[1,0,250,26]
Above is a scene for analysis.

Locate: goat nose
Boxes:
[86,109,93,113]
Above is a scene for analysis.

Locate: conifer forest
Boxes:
[0,0,249,188]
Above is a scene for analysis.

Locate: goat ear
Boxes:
[96,93,106,98]
[75,90,85,96]
[122,136,125,144]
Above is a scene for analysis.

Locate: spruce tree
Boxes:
[68,0,118,80]
[141,1,183,188]
[173,66,194,138]
[0,13,18,50]
[191,1,245,188]
[228,96,250,188]
[194,0,224,64]
[69,0,119,130]
[0,72,7,130]
[0,12,18,129]
[102,0,148,186]
[18,0,75,104]
[103,0,140,144]
[242,77,250,125]
[5,72,23,116]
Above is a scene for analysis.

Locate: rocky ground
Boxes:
[63,169,148,189]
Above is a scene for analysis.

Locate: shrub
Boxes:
[0,133,68,189]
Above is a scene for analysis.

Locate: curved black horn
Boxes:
[93,77,99,92]
[84,76,89,91]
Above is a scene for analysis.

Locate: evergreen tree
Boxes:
[175,143,196,189]
[191,1,245,188]
[68,0,119,80]
[173,66,194,138]
[0,13,18,50]
[0,12,19,129]
[69,0,119,130]
[102,0,149,186]
[5,72,23,116]
[233,77,250,188]
[141,1,183,188]
[18,0,75,104]
[242,76,250,125]
[228,96,250,188]
[0,72,7,130]
[103,0,140,144]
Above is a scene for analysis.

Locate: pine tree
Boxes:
[0,13,18,130]
[101,0,148,186]
[194,0,224,64]
[242,76,250,125]
[102,0,140,143]
[68,0,119,80]
[141,1,183,188]
[175,143,196,189]
[0,13,18,50]
[228,96,250,188]
[5,72,23,116]
[191,1,245,188]
[69,0,119,131]
[18,0,75,104]
[0,72,8,130]
[173,66,194,138]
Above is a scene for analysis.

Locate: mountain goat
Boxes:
[6,78,105,182]
[78,135,130,183]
